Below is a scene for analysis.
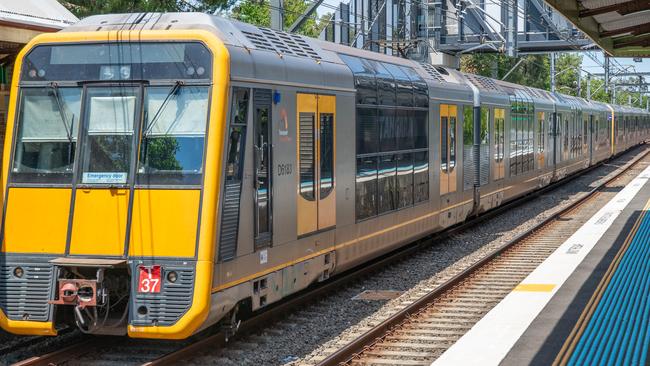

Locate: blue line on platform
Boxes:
[569,205,650,366]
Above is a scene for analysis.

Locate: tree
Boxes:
[460,53,550,90]
[555,53,582,97]
[61,0,234,18]
[230,0,331,37]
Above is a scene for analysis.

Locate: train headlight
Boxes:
[13,267,24,278]
[166,271,178,283]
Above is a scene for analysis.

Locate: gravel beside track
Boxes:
[182,147,649,366]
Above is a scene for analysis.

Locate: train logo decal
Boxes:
[278,108,290,142]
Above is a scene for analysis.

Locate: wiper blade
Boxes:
[143,80,184,138]
[49,82,74,143]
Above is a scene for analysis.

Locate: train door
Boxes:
[253,89,272,247]
[68,84,141,257]
[547,112,555,168]
[296,93,336,236]
[493,108,505,181]
[589,114,595,164]
[440,104,457,196]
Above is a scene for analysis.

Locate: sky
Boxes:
[581,53,650,76]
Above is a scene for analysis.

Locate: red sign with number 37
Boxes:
[138,265,161,293]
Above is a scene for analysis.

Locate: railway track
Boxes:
[9,146,649,366]
[316,151,650,366]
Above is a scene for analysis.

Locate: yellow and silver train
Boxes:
[1,13,649,339]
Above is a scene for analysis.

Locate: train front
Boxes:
[0,25,229,339]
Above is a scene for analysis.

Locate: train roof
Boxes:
[58,12,650,115]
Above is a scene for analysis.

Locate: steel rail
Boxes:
[145,145,649,366]
[316,146,650,366]
[11,338,109,366]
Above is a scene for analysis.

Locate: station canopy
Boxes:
[546,0,650,57]
[0,0,78,62]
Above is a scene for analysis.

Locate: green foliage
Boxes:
[144,137,182,171]
[231,0,270,27]
[461,52,650,108]
[555,53,582,97]
[62,0,234,18]
[460,53,550,90]
[230,0,331,37]
[463,105,473,145]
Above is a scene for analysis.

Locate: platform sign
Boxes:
[138,265,162,293]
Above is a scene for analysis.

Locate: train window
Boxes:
[413,151,429,203]
[396,153,414,208]
[356,156,378,220]
[299,112,316,201]
[594,116,599,145]
[225,88,249,181]
[378,155,397,214]
[440,104,457,195]
[413,110,428,149]
[547,113,554,168]
[80,87,137,185]
[11,87,82,184]
[383,63,413,107]
[527,103,534,172]
[450,113,457,170]
[380,108,397,152]
[583,117,588,148]
[537,111,545,168]
[218,87,250,262]
[356,107,378,154]
[138,85,209,185]
[508,98,534,176]
[509,102,518,175]
[344,54,429,220]
[480,107,490,186]
[400,66,428,108]
[320,113,334,198]
[22,42,212,82]
[441,114,449,173]
[367,60,395,106]
[395,109,413,150]
[493,108,505,181]
[462,106,472,190]
[339,54,377,105]
[563,117,569,159]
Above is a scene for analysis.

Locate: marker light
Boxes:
[167,271,178,283]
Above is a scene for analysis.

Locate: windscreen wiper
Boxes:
[143,80,184,138]
[49,82,74,143]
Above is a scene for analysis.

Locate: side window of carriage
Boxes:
[339,54,429,222]
[218,87,250,262]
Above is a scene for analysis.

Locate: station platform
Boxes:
[433,163,650,366]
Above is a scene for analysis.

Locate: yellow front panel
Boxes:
[129,189,200,258]
[3,188,70,254]
[69,189,129,256]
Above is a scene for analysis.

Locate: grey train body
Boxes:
[68,13,650,332]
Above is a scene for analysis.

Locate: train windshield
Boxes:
[12,42,211,186]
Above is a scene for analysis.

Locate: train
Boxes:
[0,12,648,339]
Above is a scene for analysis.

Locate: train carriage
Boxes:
[0,12,648,339]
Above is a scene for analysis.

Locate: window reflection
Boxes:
[137,86,209,185]
[12,87,81,183]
